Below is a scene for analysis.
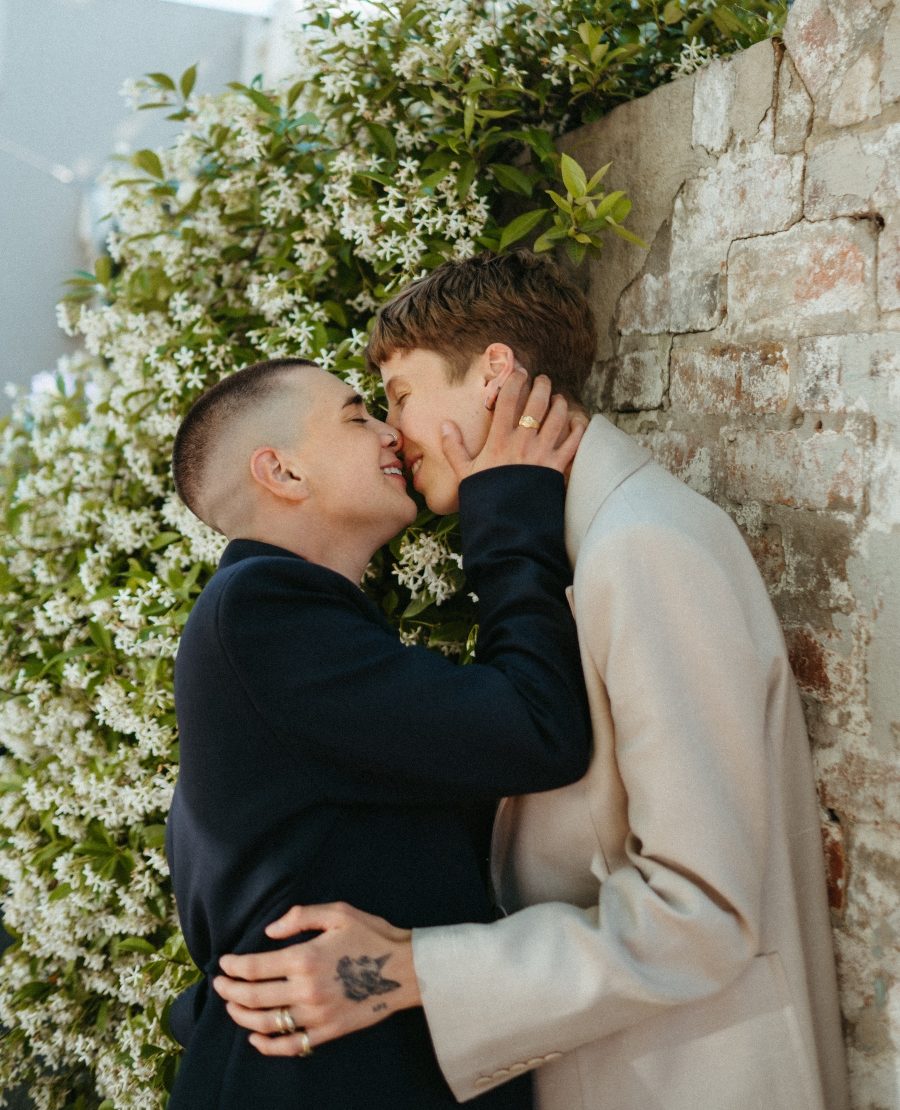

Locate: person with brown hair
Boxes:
[214,252,848,1110]
[165,354,591,1108]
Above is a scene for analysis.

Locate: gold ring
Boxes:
[276,1007,296,1035]
[518,415,541,430]
[297,1029,313,1058]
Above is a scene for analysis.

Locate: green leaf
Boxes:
[94,256,112,286]
[532,229,559,252]
[545,190,572,215]
[364,122,397,160]
[180,63,198,100]
[663,0,684,24]
[560,153,588,199]
[456,159,477,201]
[565,238,588,266]
[606,220,649,248]
[463,96,476,142]
[592,190,627,221]
[498,207,549,252]
[146,71,176,91]
[489,163,533,196]
[228,82,280,117]
[133,149,164,180]
[585,161,612,193]
[116,937,156,955]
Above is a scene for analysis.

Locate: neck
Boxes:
[234,514,375,585]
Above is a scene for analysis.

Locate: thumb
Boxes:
[440,421,472,477]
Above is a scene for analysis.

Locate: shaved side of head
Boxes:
[173,358,318,535]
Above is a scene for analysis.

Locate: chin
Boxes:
[424,489,461,516]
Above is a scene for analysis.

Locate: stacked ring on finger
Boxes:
[297,1029,313,1058]
[275,1007,297,1036]
[518,415,541,430]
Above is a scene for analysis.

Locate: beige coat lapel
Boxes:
[564,415,651,564]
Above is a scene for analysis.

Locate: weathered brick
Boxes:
[783,0,844,99]
[727,219,877,338]
[777,510,856,618]
[878,212,900,313]
[882,3,900,105]
[670,341,790,414]
[805,123,900,220]
[616,270,724,336]
[612,346,667,412]
[670,145,803,276]
[797,333,900,413]
[775,53,813,155]
[829,50,882,127]
[692,57,735,154]
[820,808,849,916]
[785,624,861,706]
[722,427,865,511]
[633,426,714,496]
[743,523,787,594]
[729,40,777,144]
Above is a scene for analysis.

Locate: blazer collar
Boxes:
[565,414,651,564]
[218,538,305,569]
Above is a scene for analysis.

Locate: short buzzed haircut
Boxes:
[172,357,317,520]
[366,250,597,404]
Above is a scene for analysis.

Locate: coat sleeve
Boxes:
[412,516,772,1099]
[218,466,591,805]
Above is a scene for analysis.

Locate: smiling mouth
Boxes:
[409,459,423,477]
[382,466,405,479]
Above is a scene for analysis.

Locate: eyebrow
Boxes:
[341,393,365,410]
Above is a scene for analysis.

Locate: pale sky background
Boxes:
[0,0,308,410]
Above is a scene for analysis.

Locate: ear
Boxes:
[481,343,518,411]
[249,446,309,504]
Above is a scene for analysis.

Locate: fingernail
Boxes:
[441,421,453,435]
[515,367,528,375]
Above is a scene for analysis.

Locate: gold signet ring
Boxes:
[518,415,540,429]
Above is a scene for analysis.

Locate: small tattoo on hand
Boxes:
[372,1003,388,1013]
[335,954,401,1002]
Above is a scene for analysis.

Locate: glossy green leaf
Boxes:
[498,207,549,252]
[560,153,588,199]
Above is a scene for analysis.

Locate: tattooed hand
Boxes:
[213,903,419,1056]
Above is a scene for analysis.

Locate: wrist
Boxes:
[395,930,421,1010]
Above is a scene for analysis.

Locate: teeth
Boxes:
[383,467,403,477]
[411,459,422,475]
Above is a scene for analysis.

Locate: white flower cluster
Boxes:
[393,532,464,606]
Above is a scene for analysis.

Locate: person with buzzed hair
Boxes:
[164,355,591,1108]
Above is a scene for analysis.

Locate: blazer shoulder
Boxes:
[213,553,374,614]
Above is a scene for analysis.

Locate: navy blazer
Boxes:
[165,466,591,1109]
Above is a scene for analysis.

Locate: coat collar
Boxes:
[218,538,305,569]
[565,414,651,565]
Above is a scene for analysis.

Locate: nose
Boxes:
[379,422,402,451]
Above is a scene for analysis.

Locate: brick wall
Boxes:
[561,2,900,1105]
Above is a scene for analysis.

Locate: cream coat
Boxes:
[413,415,848,1110]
